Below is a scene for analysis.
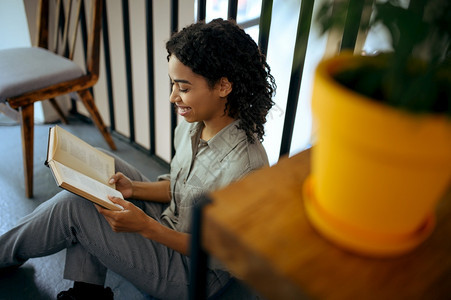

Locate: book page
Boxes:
[49,160,123,211]
[49,126,114,185]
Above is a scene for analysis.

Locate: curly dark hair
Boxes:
[166,18,276,143]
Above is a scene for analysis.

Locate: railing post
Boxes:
[279,0,315,157]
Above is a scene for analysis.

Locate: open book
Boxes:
[46,126,123,211]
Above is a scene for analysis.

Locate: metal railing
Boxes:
[73,0,366,166]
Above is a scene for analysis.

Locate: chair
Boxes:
[0,0,116,198]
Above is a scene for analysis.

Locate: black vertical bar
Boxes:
[258,0,273,56]
[340,0,365,51]
[171,0,178,35]
[170,0,179,158]
[197,0,206,22]
[146,0,155,156]
[227,0,238,21]
[55,1,64,51]
[70,0,87,113]
[62,1,70,58]
[279,0,315,157]
[79,0,95,105]
[102,0,116,131]
[189,196,212,300]
[122,0,135,142]
[79,0,88,61]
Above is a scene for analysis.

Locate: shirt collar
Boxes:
[189,120,247,162]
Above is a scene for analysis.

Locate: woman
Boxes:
[0,18,276,299]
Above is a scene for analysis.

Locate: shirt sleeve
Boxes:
[157,173,171,181]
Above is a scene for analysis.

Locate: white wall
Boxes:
[0,0,31,50]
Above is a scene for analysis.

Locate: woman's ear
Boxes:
[218,77,232,98]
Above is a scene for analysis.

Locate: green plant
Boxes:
[316,0,451,115]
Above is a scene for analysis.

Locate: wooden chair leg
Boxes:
[48,98,68,124]
[20,104,34,198]
[77,89,116,150]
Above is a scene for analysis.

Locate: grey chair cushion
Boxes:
[0,47,84,102]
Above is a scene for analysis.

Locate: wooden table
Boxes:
[191,148,451,300]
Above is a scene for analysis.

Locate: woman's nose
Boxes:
[169,89,179,103]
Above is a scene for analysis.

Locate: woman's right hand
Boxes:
[109,172,134,199]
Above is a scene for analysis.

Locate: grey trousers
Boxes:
[0,153,230,299]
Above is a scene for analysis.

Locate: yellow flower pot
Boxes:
[304,53,451,256]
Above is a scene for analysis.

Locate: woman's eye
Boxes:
[169,80,188,93]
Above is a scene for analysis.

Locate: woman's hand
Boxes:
[109,172,133,199]
[97,196,190,255]
[96,196,157,234]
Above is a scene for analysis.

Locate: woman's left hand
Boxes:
[96,196,155,234]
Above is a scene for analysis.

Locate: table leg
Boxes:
[189,195,212,300]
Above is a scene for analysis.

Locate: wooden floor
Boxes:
[0,113,168,300]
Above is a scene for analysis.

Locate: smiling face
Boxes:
[168,55,234,137]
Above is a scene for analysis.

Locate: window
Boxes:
[204,0,326,165]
